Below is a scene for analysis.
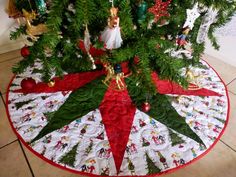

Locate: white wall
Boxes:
[205,15,236,67]
[0,0,24,54]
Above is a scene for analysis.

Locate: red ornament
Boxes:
[141,102,151,112]
[21,78,36,91]
[134,56,140,64]
[148,0,172,23]
[21,46,30,57]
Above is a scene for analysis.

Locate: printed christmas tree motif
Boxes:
[59,143,79,167]
[145,153,161,174]
[31,76,107,143]
[101,166,110,176]
[142,137,150,147]
[15,99,34,110]
[213,117,226,124]
[85,140,94,155]
[127,158,135,175]
[169,129,185,146]
[156,151,169,169]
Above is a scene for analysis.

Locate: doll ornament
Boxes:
[101,7,123,50]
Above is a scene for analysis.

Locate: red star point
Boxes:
[148,0,172,23]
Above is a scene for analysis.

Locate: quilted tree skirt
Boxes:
[6,60,229,177]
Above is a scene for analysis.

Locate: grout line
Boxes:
[0,56,22,64]
[0,49,20,55]
[220,139,236,153]
[0,139,18,150]
[18,140,35,177]
[229,90,236,95]
[227,78,236,86]
[0,91,6,106]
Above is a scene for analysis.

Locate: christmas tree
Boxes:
[6,1,235,175]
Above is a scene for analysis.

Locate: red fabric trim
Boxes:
[99,79,136,174]
[152,72,222,96]
[14,70,105,93]
[5,60,230,177]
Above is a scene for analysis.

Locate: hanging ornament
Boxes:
[197,7,218,44]
[148,0,172,24]
[6,0,22,19]
[101,2,123,50]
[34,0,47,15]
[84,24,96,69]
[176,26,190,49]
[103,63,125,91]
[47,79,55,87]
[21,45,30,57]
[21,77,36,90]
[22,9,48,41]
[183,3,200,30]
[137,1,148,24]
[141,102,151,112]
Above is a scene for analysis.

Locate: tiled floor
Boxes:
[0,50,236,177]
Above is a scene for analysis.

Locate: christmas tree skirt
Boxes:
[6,60,229,177]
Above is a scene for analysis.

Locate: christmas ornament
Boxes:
[84,25,96,69]
[141,102,151,112]
[137,1,148,24]
[183,3,200,30]
[47,79,55,87]
[197,7,218,44]
[21,46,30,57]
[22,9,48,41]
[148,0,172,23]
[7,0,22,19]
[103,63,125,90]
[176,27,190,49]
[101,6,123,49]
[34,0,47,15]
[21,77,36,90]
[114,64,122,73]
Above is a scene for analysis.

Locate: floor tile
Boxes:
[220,93,236,150]
[227,79,236,94]
[0,141,32,177]
[203,54,236,84]
[0,49,21,63]
[0,57,21,94]
[164,141,236,177]
[23,146,83,177]
[0,93,17,148]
